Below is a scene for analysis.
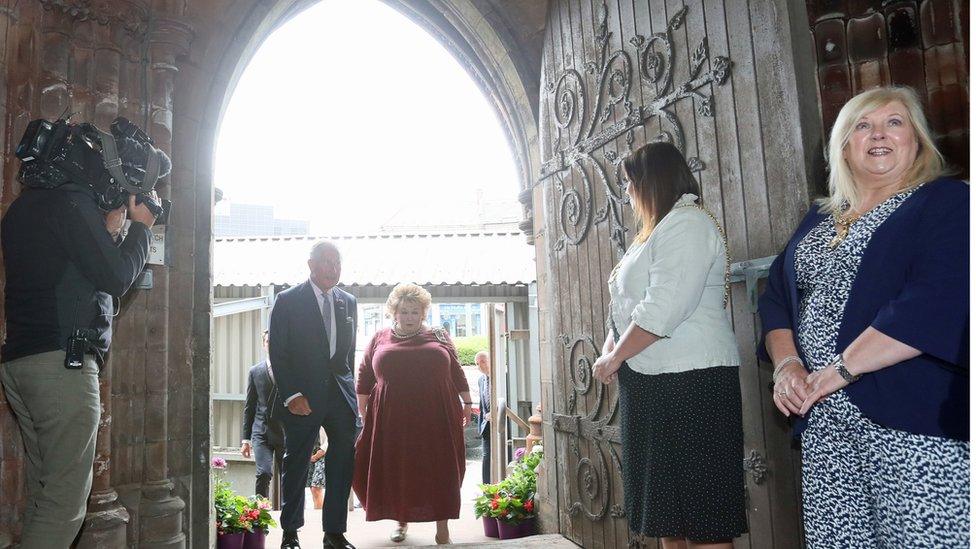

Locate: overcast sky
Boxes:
[213,0,521,234]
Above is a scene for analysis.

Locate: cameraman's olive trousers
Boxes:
[1,350,99,549]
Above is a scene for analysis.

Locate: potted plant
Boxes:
[490,491,536,539]
[213,456,247,549]
[492,446,543,540]
[474,483,501,537]
[242,496,277,549]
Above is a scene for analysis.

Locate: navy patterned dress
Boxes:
[794,188,969,548]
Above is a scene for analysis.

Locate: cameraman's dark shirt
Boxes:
[1,186,151,363]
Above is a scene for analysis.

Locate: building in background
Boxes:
[215,202,310,237]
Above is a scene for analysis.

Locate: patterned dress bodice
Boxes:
[795,189,917,371]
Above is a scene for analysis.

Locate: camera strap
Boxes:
[95,126,161,194]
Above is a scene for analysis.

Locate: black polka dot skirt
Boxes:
[617,363,748,541]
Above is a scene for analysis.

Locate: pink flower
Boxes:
[212,456,227,469]
[257,500,271,510]
[514,447,526,461]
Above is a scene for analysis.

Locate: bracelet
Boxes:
[462,401,474,404]
[773,355,803,382]
[830,353,861,384]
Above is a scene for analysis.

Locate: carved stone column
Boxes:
[77,18,135,549]
[136,13,191,549]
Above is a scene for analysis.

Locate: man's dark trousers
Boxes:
[481,429,491,484]
[242,360,285,498]
[253,434,284,498]
[279,377,359,533]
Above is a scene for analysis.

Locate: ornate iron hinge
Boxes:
[743,449,768,485]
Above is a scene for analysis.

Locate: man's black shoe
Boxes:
[281,530,301,549]
[324,532,355,549]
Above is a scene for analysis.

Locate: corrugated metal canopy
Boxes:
[214,232,536,287]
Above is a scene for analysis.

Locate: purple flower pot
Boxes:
[217,532,245,549]
[242,530,266,549]
[482,516,500,538]
[496,518,536,539]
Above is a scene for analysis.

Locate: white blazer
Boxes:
[608,193,741,374]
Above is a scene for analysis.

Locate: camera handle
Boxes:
[96,126,162,195]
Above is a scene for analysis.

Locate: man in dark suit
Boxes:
[269,241,359,549]
[241,330,285,499]
[475,350,492,484]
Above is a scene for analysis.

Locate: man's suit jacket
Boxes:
[242,360,285,447]
[268,281,358,426]
[477,373,491,436]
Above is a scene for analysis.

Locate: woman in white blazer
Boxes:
[592,142,746,549]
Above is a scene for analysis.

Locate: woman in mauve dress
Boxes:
[353,283,473,545]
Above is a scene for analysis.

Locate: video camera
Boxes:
[15,117,172,224]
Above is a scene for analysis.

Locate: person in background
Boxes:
[592,141,747,549]
[241,330,285,499]
[353,283,472,545]
[306,429,327,510]
[475,350,492,484]
[758,86,969,547]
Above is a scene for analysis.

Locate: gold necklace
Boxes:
[828,210,863,249]
[673,203,731,308]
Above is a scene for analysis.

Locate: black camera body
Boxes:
[16,117,172,224]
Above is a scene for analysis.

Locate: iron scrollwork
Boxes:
[743,449,769,485]
[543,2,733,254]
[554,332,620,522]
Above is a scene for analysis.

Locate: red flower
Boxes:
[490,496,500,510]
[523,500,534,513]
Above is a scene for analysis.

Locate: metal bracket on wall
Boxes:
[729,255,777,313]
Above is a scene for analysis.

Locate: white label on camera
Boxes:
[147,227,166,266]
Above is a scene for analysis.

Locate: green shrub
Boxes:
[453,335,489,365]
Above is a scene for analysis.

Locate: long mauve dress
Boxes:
[353,327,469,522]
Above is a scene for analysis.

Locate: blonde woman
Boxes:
[758,86,969,546]
[352,283,472,545]
[592,141,746,549]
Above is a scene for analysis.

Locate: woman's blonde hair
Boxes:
[820,86,945,215]
[385,283,432,316]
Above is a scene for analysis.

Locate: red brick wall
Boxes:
[809,0,969,178]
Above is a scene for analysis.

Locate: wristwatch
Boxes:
[830,353,861,383]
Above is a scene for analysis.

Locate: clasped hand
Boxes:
[773,362,849,417]
[591,353,622,384]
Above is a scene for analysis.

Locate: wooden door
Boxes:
[535,1,821,547]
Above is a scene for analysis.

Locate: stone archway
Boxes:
[183,4,547,541]
[0,1,550,547]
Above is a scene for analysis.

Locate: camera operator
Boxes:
[0,157,159,546]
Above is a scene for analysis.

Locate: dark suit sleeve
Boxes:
[871,188,969,365]
[268,295,300,402]
[242,367,257,441]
